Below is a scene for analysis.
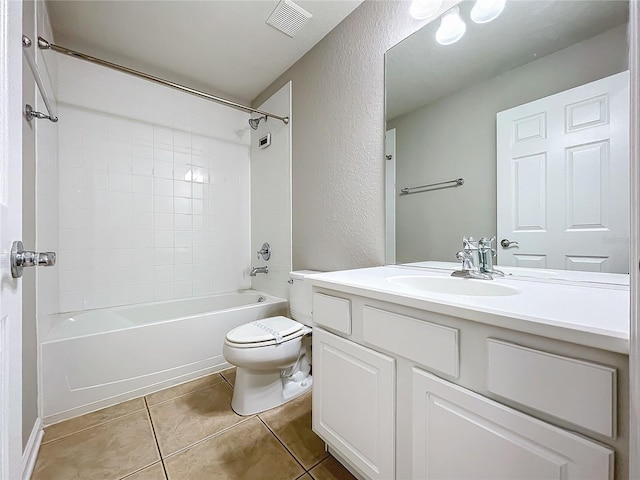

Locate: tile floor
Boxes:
[32,369,356,480]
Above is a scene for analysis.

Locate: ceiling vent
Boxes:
[266,0,313,38]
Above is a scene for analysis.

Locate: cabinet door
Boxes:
[313,328,395,480]
[412,368,613,480]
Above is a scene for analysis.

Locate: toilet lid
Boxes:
[226,316,303,344]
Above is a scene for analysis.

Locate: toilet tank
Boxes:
[289,270,319,326]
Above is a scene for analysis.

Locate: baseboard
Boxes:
[22,417,43,480]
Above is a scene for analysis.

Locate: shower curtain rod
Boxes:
[37,37,290,125]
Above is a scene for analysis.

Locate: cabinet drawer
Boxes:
[313,293,351,334]
[363,306,459,378]
[487,339,616,437]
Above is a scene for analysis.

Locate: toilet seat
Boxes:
[225,316,305,348]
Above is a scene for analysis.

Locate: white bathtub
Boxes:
[40,291,287,424]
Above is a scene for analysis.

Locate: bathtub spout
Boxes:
[250,266,268,276]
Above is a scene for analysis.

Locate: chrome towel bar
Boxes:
[400,177,464,196]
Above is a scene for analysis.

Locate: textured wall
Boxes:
[253,1,453,271]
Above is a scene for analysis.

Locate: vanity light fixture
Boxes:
[435,6,466,45]
[470,0,506,23]
[409,0,443,20]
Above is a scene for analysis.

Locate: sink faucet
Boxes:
[250,266,269,277]
[452,237,493,280]
[478,237,504,277]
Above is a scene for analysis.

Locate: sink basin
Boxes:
[387,275,520,297]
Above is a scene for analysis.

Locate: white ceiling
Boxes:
[45,0,363,103]
[386,0,629,120]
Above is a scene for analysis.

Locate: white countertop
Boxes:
[307,266,630,354]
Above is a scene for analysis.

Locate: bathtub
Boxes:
[40,291,287,424]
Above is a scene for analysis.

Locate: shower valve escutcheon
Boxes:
[257,243,271,261]
[10,240,56,278]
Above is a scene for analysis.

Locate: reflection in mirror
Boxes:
[385,0,630,277]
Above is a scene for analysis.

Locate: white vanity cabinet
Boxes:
[311,288,622,480]
[411,368,613,480]
[312,328,395,480]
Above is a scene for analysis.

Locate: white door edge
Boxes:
[385,129,396,264]
[0,0,24,478]
[628,1,640,478]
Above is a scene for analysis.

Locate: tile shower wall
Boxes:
[250,82,292,299]
[35,5,59,317]
[55,55,251,312]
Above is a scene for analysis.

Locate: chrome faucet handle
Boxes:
[478,236,496,250]
[478,237,505,276]
[256,242,271,261]
[456,250,474,271]
[463,236,478,249]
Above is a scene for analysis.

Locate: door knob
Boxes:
[500,239,519,248]
[10,241,56,278]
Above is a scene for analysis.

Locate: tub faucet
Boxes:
[250,266,269,277]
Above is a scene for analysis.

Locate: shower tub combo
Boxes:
[40,291,287,424]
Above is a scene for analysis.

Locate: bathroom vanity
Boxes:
[308,266,629,480]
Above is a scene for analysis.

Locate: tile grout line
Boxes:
[220,372,235,389]
[44,371,234,446]
[256,415,308,473]
[41,406,148,446]
[144,397,171,480]
[146,374,228,408]
[160,415,257,460]
[118,461,165,480]
[306,456,327,473]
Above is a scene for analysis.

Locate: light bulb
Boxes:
[470,0,506,23]
[409,0,443,20]
[435,6,466,45]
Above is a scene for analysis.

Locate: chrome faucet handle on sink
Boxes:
[479,237,505,277]
[452,237,493,280]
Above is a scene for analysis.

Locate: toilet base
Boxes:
[231,368,313,416]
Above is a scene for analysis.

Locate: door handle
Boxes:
[10,241,56,278]
[500,239,519,248]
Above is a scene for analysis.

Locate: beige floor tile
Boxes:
[297,475,313,480]
[32,410,159,480]
[149,381,245,457]
[122,462,167,480]
[145,373,225,406]
[164,416,304,480]
[220,367,236,387]
[259,392,328,469]
[309,456,357,480]
[42,397,146,444]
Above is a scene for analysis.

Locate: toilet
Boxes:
[223,270,317,416]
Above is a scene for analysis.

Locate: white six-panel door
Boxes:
[0,0,24,478]
[497,71,629,272]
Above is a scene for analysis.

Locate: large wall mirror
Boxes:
[385,0,630,278]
